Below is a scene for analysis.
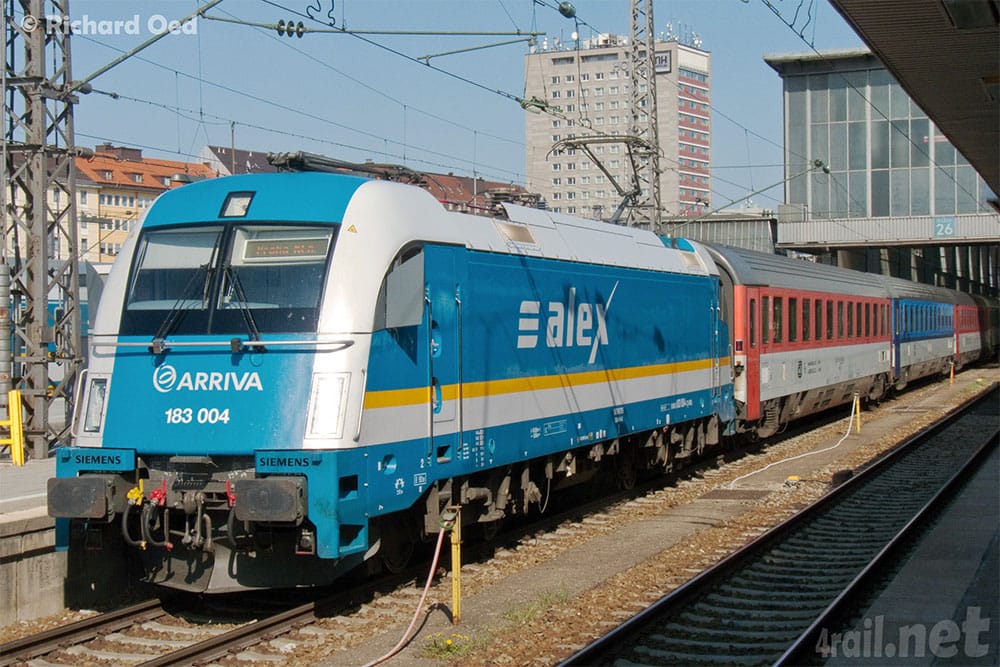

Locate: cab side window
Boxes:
[373,245,424,330]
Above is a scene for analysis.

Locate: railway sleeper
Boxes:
[676,611,825,632]
[661,624,805,642]
[633,636,794,656]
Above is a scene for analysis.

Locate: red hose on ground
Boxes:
[363,527,449,667]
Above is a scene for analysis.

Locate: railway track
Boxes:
[0,568,430,667]
[0,599,171,666]
[560,384,999,666]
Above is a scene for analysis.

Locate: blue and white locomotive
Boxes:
[49,168,735,592]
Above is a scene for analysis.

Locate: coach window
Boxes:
[816,299,824,340]
[837,301,845,339]
[749,298,757,348]
[773,297,783,343]
[762,296,770,345]
[846,301,854,338]
[827,301,834,339]
[789,298,798,342]
[856,303,863,338]
[802,299,811,341]
[865,303,871,337]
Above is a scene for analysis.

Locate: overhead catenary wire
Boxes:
[77,112,524,185]
[209,6,524,148]
[72,8,529,180]
[259,0,528,106]
[74,38,525,182]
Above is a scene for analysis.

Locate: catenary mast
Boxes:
[2,0,84,458]
[626,0,661,230]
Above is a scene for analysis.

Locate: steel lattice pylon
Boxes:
[627,0,661,230]
[2,0,83,458]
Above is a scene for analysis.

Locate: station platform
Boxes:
[0,456,55,517]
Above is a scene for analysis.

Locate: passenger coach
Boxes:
[706,245,892,438]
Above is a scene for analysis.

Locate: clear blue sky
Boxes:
[53,0,864,211]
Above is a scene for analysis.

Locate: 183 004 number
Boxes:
[164,407,231,424]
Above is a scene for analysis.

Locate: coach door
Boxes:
[711,302,721,402]
[423,246,461,463]
[741,287,762,421]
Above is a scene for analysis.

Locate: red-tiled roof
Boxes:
[75,146,217,192]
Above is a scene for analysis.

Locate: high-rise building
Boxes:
[524,34,712,221]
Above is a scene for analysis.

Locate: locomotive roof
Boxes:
[496,202,719,277]
[703,243,888,297]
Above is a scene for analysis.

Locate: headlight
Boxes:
[83,378,108,433]
[306,373,349,438]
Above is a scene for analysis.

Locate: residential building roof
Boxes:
[75,143,217,192]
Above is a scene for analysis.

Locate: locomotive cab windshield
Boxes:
[121,223,337,338]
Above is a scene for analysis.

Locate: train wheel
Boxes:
[615,446,638,490]
[377,515,416,574]
[477,518,503,541]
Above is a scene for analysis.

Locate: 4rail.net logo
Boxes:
[815,607,992,660]
[516,282,618,364]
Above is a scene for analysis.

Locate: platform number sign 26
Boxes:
[933,216,955,238]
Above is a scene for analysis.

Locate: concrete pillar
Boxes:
[957,246,971,293]
[970,246,983,292]
[836,249,866,272]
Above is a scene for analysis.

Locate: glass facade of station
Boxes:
[779,53,994,220]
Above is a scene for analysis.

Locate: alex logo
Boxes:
[517,282,618,364]
[153,364,263,393]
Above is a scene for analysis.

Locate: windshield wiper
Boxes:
[223,264,264,352]
[150,263,212,354]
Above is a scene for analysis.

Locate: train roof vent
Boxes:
[495,221,536,245]
[681,251,702,269]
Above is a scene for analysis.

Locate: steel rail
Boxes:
[778,415,999,664]
[0,598,165,666]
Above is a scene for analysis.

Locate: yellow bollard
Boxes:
[950,361,955,385]
[853,393,862,434]
[450,507,462,625]
[0,390,25,466]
